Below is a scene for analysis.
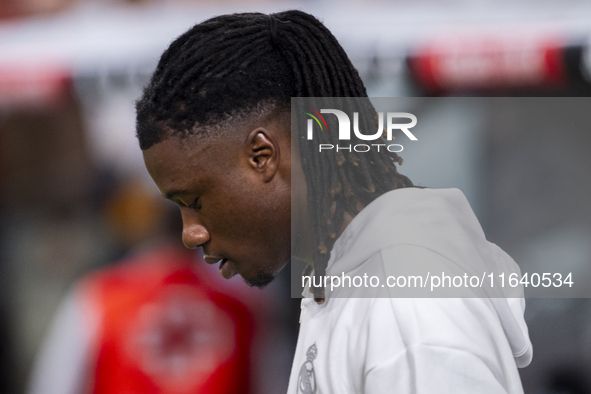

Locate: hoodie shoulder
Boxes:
[326,188,532,370]
[328,188,488,275]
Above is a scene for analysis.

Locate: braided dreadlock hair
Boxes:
[136,10,413,303]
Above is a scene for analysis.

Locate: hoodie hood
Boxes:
[328,188,492,275]
[322,187,532,368]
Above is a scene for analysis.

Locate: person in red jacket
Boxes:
[82,245,252,394]
[27,180,256,394]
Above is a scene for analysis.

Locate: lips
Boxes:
[217,258,230,278]
[204,255,224,265]
[204,256,235,279]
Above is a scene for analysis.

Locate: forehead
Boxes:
[142,136,230,197]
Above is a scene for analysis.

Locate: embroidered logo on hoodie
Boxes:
[297,343,317,393]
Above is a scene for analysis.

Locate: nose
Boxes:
[180,209,210,249]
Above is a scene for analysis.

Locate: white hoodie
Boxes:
[287,188,532,394]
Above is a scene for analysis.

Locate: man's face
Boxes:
[142,123,292,288]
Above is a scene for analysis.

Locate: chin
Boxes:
[243,269,276,289]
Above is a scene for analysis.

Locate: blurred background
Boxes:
[1,0,591,393]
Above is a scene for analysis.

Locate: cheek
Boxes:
[207,178,264,237]
[207,166,290,257]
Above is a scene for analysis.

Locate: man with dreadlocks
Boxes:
[137,10,532,393]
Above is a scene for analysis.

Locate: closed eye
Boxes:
[188,197,201,211]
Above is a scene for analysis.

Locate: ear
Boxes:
[245,128,280,182]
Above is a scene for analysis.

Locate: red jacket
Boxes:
[78,246,252,394]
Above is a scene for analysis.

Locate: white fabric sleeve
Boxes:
[364,341,514,394]
[26,288,98,394]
